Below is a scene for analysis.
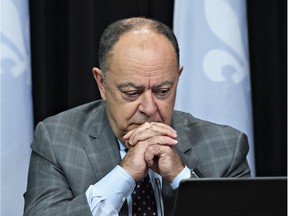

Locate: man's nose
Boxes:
[138,90,157,117]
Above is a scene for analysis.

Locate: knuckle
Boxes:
[143,122,151,127]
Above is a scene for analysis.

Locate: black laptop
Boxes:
[173,177,287,216]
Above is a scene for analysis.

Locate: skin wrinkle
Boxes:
[111,58,175,79]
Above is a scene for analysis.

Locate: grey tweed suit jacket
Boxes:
[24,100,250,216]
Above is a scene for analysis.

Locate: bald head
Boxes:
[99,17,179,81]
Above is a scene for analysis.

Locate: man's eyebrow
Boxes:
[117,81,174,90]
[153,81,174,88]
[117,82,144,90]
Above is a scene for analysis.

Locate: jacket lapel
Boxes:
[171,112,198,169]
[84,103,121,181]
[83,102,129,214]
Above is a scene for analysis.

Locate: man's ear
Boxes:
[92,67,106,100]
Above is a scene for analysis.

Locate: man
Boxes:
[24,17,250,216]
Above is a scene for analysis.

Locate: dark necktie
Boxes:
[132,175,158,216]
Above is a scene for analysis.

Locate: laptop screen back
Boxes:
[173,177,287,216]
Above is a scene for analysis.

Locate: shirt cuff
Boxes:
[170,165,191,190]
[86,165,135,212]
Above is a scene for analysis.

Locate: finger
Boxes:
[123,127,136,140]
[123,122,177,141]
[146,144,168,155]
[144,147,155,167]
[123,122,154,140]
[144,145,168,167]
[126,122,177,145]
[144,145,184,181]
[130,135,178,147]
[120,145,149,181]
[150,122,177,134]
[124,140,132,149]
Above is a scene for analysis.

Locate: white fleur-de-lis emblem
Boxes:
[1,0,30,78]
[203,0,248,84]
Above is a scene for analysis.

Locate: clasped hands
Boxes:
[120,122,184,182]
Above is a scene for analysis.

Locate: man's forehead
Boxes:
[114,30,172,52]
[111,36,177,65]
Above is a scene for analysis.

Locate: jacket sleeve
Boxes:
[24,122,92,216]
[224,132,251,177]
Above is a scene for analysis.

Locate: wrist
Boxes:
[170,166,191,189]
